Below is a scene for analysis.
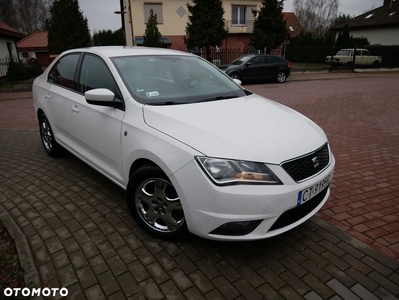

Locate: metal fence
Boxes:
[285,45,399,71]
[0,58,50,77]
[190,48,258,66]
[0,78,35,93]
[0,58,50,93]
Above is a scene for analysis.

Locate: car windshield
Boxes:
[230,56,251,65]
[111,55,246,105]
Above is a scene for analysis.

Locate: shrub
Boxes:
[7,61,32,81]
[27,59,44,77]
[6,59,43,81]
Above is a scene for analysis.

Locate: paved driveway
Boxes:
[0,72,398,299]
[247,72,399,260]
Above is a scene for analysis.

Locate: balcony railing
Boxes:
[225,20,255,34]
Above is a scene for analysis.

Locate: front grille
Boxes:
[282,143,330,182]
[269,185,329,232]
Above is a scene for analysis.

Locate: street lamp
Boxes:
[114,0,135,46]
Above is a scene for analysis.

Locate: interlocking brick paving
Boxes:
[1,72,399,299]
[0,92,38,130]
[248,72,399,260]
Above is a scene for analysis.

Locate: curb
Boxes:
[0,210,41,290]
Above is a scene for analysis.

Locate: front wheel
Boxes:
[39,113,62,157]
[229,72,242,81]
[276,71,287,83]
[127,165,188,240]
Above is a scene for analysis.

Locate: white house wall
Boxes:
[0,36,19,60]
[350,27,399,45]
[126,0,261,45]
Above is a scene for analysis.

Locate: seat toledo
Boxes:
[33,46,335,240]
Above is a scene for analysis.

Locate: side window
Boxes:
[48,54,80,90]
[249,56,264,65]
[79,54,121,100]
[355,50,361,56]
[266,56,281,64]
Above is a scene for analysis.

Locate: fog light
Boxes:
[210,220,262,236]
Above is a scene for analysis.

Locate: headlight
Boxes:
[196,157,282,185]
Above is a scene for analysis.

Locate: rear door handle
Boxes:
[72,105,79,113]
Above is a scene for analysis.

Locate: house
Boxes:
[283,12,303,39]
[17,30,50,67]
[122,0,301,53]
[122,0,262,51]
[330,0,399,45]
[0,21,23,77]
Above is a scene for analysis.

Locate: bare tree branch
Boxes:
[0,0,51,35]
[293,0,338,38]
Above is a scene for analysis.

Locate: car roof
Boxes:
[61,46,193,58]
[242,54,284,58]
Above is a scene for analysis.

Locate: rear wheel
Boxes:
[39,113,62,157]
[229,72,241,81]
[127,165,188,240]
[276,71,287,83]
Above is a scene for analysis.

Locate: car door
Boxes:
[264,56,282,78]
[241,56,265,79]
[70,53,125,185]
[45,53,81,146]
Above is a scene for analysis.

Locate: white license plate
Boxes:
[297,173,331,206]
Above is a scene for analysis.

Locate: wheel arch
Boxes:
[37,108,45,120]
[129,158,162,180]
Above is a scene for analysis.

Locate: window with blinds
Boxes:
[144,3,163,23]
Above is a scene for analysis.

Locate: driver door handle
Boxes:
[72,105,80,113]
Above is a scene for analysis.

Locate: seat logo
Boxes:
[312,156,320,168]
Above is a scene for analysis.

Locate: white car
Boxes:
[33,46,335,241]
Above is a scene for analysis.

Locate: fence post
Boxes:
[352,47,357,72]
[330,46,335,72]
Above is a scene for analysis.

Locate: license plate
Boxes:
[297,173,331,206]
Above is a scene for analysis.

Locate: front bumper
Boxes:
[170,153,335,241]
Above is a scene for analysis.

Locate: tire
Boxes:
[127,165,188,240]
[372,60,380,67]
[229,72,241,81]
[276,71,287,83]
[39,113,62,157]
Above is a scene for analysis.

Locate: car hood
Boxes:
[218,64,236,70]
[143,94,327,164]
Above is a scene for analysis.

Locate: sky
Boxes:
[78,0,385,33]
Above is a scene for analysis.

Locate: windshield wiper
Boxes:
[146,101,186,106]
[195,95,239,103]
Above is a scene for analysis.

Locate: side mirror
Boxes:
[232,78,242,86]
[85,88,122,108]
[245,62,252,67]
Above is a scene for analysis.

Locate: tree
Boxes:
[45,0,92,54]
[293,0,339,38]
[185,0,227,60]
[335,24,352,48]
[0,0,50,35]
[93,28,124,46]
[251,0,287,53]
[332,13,353,27]
[335,24,369,48]
[143,9,163,47]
